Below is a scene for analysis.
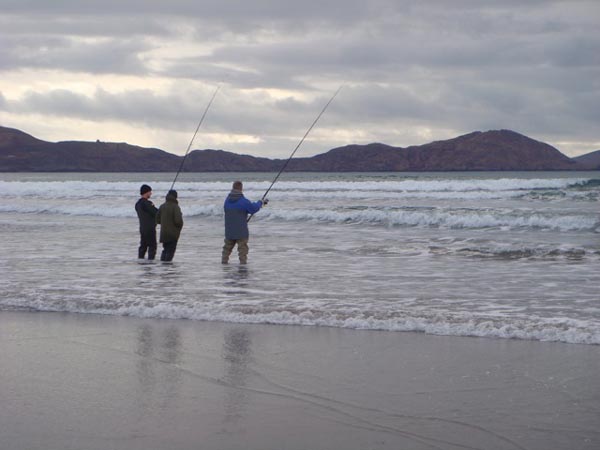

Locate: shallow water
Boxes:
[1,171,599,344]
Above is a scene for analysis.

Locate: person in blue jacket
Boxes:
[222,181,268,264]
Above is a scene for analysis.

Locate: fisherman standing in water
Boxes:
[222,181,268,264]
[156,189,184,262]
[135,184,158,260]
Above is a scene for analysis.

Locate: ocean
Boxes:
[1,171,599,345]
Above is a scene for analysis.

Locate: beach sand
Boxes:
[1,311,599,450]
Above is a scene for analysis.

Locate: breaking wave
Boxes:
[1,202,597,231]
[259,208,598,231]
[1,202,596,231]
[0,177,595,197]
[431,245,599,260]
[3,296,599,345]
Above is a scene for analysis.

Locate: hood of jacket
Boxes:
[165,193,179,203]
[226,189,244,203]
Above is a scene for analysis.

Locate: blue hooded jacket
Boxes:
[223,190,263,240]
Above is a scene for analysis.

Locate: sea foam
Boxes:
[4,295,598,345]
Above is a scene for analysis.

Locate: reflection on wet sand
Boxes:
[134,323,183,414]
[222,328,253,424]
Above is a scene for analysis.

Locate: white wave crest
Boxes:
[0,177,593,198]
[4,299,599,345]
[1,201,596,231]
[260,208,598,231]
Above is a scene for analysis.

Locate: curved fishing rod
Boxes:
[170,84,221,191]
[248,85,343,222]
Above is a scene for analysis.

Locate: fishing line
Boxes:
[248,85,343,222]
[170,84,221,191]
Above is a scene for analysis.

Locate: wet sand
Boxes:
[1,311,599,450]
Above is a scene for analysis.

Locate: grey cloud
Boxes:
[0,14,172,38]
[430,80,600,144]
[331,85,432,123]
[2,1,598,78]
[2,85,355,157]
[0,35,150,74]
[196,10,599,83]
[547,36,600,67]
[5,86,337,137]
[157,58,312,91]
[0,0,376,22]
[10,88,196,129]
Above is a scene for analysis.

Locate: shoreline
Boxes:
[2,310,599,450]
[4,304,600,346]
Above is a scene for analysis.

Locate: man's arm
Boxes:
[174,206,184,229]
[244,198,263,215]
[144,199,158,216]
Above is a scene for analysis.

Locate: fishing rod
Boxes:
[170,84,221,191]
[248,85,343,222]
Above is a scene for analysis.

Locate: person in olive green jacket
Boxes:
[156,189,184,262]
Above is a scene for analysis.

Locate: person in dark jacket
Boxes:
[222,181,268,264]
[135,184,158,260]
[156,189,184,262]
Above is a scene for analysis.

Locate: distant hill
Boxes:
[184,149,282,172]
[573,150,600,170]
[0,125,595,172]
[284,130,579,171]
[0,126,179,171]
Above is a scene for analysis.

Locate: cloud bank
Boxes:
[0,0,598,157]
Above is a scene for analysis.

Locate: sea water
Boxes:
[1,172,599,344]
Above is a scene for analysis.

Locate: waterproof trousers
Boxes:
[221,238,249,264]
[138,229,157,260]
[161,240,178,262]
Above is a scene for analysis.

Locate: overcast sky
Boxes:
[0,0,599,158]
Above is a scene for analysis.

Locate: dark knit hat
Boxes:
[167,189,178,199]
[140,184,152,195]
